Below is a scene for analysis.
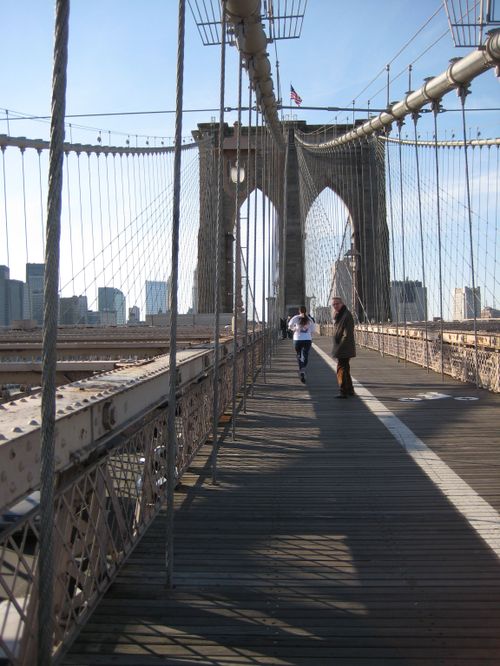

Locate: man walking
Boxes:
[331,296,356,398]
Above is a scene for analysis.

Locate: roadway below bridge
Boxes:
[63,337,500,665]
[0,324,232,397]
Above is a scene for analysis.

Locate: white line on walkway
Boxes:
[313,343,500,557]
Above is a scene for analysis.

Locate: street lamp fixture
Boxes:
[230,162,245,184]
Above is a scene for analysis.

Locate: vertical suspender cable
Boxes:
[20,148,29,262]
[104,154,114,291]
[112,155,120,288]
[124,155,134,302]
[367,137,380,325]
[1,147,9,268]
[267,138,274,360]
[251,112,259,392]
[385,129,400,360]
[495,148,499,307]
[261,122,267,382]
[458,86,480,387]
[38,149,46,249]
[118,156,127,299]
[353,140,367,321]
[211,1,226,485]
[397,121,407,365]
[432,101,445,381]
[243,86,252,413]
[87,152,98,293]
[39,0,69,663]
[231,51,243,441]
[412,113,430,372]
[166,0,186,587]
[484,145,491,294]
[268,135,272,339]
[96,153,108,292]
[64,153,75,296]
[76,153,88,298]
[281,128,288,323]
[274,143,279,350]
[358,139,368,320]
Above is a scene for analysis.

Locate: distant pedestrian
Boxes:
[280,317,288,339]
[288,306,315,383]
[331,296,356,398]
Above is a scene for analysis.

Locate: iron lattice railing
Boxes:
[0,333,263,664]
[353,324,499,392]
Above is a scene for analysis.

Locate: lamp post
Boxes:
[230,160,245,333]
[345,247,360,319]
[230,163,245,185]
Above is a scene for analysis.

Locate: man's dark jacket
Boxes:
[332,305,356,359]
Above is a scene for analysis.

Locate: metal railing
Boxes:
[352,324,499,392]
[0,332,263,664]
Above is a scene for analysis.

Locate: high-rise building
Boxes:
[98,287,126,325]
[7,280,26,323]
[59,295,88,325]
[26,263,45,324]
[87,310,101,325]
[0,266,27,326]
[192,268,198,314]
[128,305,140,324]
[0,266,9,326]
[481,306,500,318]
[453,286,481,320]
[390,280,427,322]
[145,281,168,315]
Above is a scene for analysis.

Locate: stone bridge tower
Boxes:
[193,122,284,316]
[291,121,390,322]
[193,121,389,323]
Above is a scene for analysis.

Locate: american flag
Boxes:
[290,84,302,107]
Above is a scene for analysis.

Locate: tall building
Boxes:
[128,305,140,324]
[0,266,9,326]
[192,268,198,314]
[390,280,427,322]
[26,263,45,325]
[453,286,481,320]
[0,266,27,326]
[87,310,101,325]
[145,281,168,315]
[59,295,88,325]
[7,280,26,323]
[98,287,126,325]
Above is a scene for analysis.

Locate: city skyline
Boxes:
[0,261,196,326]
[0,258,495,328]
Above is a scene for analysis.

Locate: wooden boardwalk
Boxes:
[63,337,500,665]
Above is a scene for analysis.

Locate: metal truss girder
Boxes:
[0,344,230,511]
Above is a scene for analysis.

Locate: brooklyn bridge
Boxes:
[0,1,499,664]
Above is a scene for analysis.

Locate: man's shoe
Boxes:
[300,372,306,384]
[335,394,347,399]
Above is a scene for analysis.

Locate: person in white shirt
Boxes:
[288,306,315,383]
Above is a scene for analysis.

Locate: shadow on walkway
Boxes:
[63,339,500,665]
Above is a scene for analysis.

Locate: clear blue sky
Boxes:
[0,1,498,318]
[1,1,498,144]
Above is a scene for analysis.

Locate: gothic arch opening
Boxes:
[239,188,279,323]
[304,187,354,323]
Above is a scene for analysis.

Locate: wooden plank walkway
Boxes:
[62,337,500,665]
